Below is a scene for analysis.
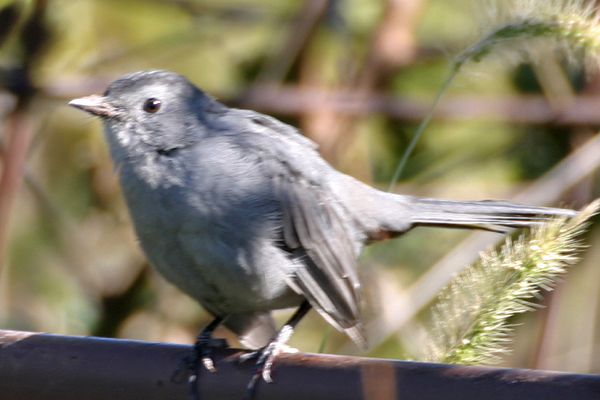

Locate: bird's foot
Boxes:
[172,316,226,400]
[192,336,228,375]
[172,337,228,383]
[238,342,298,382]
[240,325,297,399]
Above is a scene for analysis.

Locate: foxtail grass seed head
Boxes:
[422,200,599,366]
[461,0,600,71]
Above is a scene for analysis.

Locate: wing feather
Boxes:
[276,174,367,348]
[222,109,368,348]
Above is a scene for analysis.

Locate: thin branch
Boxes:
[253,0,329,85]
[0,104,38,272]
[236,86,600,125]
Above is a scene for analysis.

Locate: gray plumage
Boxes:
[69,69,577,350]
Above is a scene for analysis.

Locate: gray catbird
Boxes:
[69,69,577,384]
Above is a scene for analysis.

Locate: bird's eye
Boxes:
[143,98,162,113]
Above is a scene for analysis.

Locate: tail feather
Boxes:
[409,198,577,232]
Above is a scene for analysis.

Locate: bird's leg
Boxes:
[242,301,312,399]
[190,316,227,374]
[172,316,226,400]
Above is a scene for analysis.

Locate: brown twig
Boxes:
[239,86,600,125]
[0,103,38,272]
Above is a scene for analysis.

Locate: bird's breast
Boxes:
[115,152,302,314]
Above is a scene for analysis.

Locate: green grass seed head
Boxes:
[461,0,600,71]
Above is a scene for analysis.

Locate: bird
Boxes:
[69,69,577,394]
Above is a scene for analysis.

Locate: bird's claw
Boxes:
[240,341,299,399]
[262,344,298,382]
[202,355,217,373]
[172,337,227,384]
[194,337,227,372]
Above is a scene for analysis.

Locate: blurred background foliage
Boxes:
[0,0,599,373]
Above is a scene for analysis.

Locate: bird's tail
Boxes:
[407,197,577,232]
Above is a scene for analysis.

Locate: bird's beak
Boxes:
[69,95,118,118]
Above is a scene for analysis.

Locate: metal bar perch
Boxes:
[0,329,599,400]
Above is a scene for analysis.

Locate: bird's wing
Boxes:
[226,110,367,348]
[275,173,367,349]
